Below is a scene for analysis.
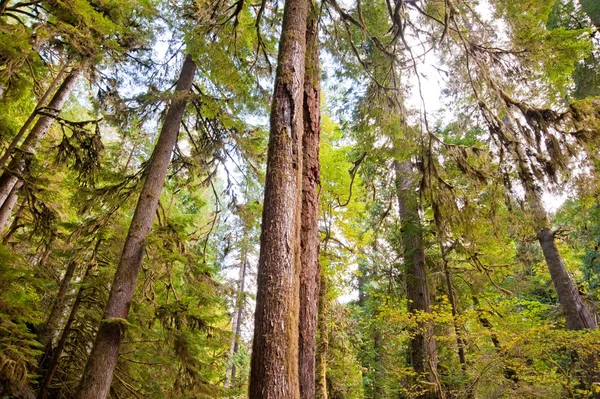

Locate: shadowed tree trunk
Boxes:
[393,160,439,398]
[75,54,196,399]
[0,69,80,208]
[249,0,309,397]
[38,260,78,350]
[298,3,321,399]
[38,240,102,399]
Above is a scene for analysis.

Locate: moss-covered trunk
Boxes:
[394,160,439,398]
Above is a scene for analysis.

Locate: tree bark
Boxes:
[249,0,308,397]
[0,63,70,170]
[315,273,328,399]
[0,180,22,234]
[514,145,597,330]
[0,69,80,208]
[75,54,196,399]
[298,3,321,399]
[393,160,439,398]
[38,260,78,350]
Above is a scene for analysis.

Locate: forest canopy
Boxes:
[0,0,599,398]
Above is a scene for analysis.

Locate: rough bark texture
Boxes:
[39,260,78,349]
[0,180,22,234]
[315,273,328,399]
[0,63,69,170]
[75,55,196,399]
[515,146,597,330]
[249,0,308,397]
[0,69,80,208]
[393,160,439,398]
[298,4,321,399]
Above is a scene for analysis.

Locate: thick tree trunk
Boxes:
[0,180,22,234]
[75,54,196,399]
[38,241,101,399]
[0,63,70,170]
[298,3,321,399]
[249,0,308,397]
[39,260,78,349]
[393,160,439,398]
[315,273,328,399]
[0,69,80,208]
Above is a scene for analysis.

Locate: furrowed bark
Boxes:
[75,54,196,399]
[249,0,309,397]
[298,3,321,399]
[0,69,80,208]
[393,160,439,398]
[0,63,70,170]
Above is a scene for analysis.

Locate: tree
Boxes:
[75,53,196,399]
[299,2,322,399]
[249,0,309,396]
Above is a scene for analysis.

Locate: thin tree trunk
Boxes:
[249,0,308,397]
[315,272,328,399]
[0,63,70,170]
[298,3,321,399]
[229,257,247,387]
[38,260,78,349]
[0,180,22,234]
[75,54,196,399]
[38,240,102,399]
[393,160,439,398]
[0,69,80,208]
[2,197,25,243]
[440,245,467,370]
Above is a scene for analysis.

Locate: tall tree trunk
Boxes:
[0,63,70,170]
[393,160,439,398]
[315,273,328,399]
[514,144,597,330]
[0,69,80,208]
[249,0,308,397]
[0,180,22,234]
[75,54,196,399]
[38,240,102,399]
[298,3,321,399]
[38,260,78,349]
